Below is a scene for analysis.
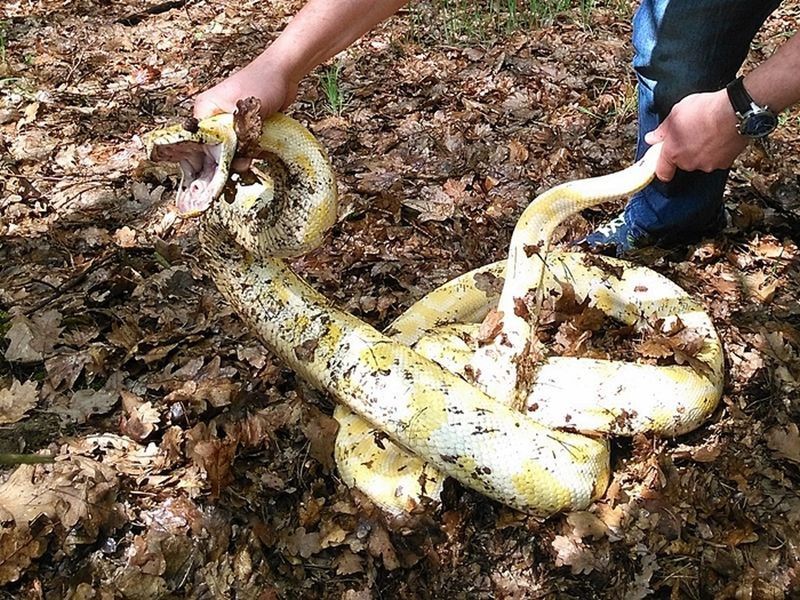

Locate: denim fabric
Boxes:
[624,0,782,245]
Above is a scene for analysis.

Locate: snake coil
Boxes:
[143,113,723,517]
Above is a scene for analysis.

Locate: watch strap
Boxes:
[726,76,753,116]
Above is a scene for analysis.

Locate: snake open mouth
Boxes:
[149,141,225,217]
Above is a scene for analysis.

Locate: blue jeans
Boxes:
[625,0,782,245]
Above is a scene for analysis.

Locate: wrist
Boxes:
[247,44,302,87]
[713,88,740,133]
[255,27,320,87]
[725,76,779,139]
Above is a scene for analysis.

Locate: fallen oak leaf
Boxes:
[566,510,609,540]
[0,456,118,583]
[766,423,800,463]
[553,281,583,315]
[672,436,723,463]
[476,309,504,345]
[0,515,53,586]
[4,310,63,363]
[403,185,455,222]
[4,319,41,363]
[636,337,674,359]
[507,139,529,165]
[234,96,264,157]
[54,389,119,424]
[0,379,39,424]
[301,409,338,471]
[120,390,160,442]
[334,550,364,575]
[367,523,400,570]
[742,271,780,304]
[473,270,504,295]
[282,526,322,559]
[551,533,598,575]
[113,226,139,248]
[186,423,237,497]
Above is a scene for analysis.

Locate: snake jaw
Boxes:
[174,142,225,217]
[144,113,237,217]
[147,140,226,217]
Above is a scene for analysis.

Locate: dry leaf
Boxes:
[0,519,52,585]
[45,349,95,391]
[626,554,657,600]
[507,139,529,164]
[477,309,504,344]
[120,390,160,441]
[334,550,364,575]
[551,534,597,575]
[187,424,237,498]
[753,236,788,259]
[233,96,264,157]
[128,65,161,86]
[743,271,780,304]
[57,389,119,424]
[442,178,469,204]
[301,410,339,470]
[637,338,674,359]
[114,226,138,248]
[283,527,322,559]
[4,311,63,363]
[367,524,400,570]
[673,436,723,463]
[0,457,118,584]
[22,101,40,125]
[403,186,455,222]
[566,511,609,540]
[0,379,39,424]
[766,424,800,463]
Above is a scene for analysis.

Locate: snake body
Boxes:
[143,113,723,517]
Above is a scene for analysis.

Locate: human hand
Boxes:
[194,62,299,120]
[644,89,748,182]
[193,62,299,170]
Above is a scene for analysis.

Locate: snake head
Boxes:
[142,113,238,217]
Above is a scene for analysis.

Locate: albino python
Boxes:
[143,112,723,517]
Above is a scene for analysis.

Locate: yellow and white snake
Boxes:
[143,112,723,517]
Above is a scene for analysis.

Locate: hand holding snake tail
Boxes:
[143,114,722,517]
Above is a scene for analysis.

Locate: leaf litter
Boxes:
[1,0,800,597]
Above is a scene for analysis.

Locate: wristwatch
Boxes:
[725,76,778,138]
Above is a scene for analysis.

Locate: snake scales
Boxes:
[143,112,723,517]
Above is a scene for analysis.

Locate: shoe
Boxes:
[582,209,728,257]
[582,213,647,256]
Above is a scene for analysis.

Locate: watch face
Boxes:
[740,110,778,138]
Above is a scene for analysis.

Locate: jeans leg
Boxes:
[624,0,782,245]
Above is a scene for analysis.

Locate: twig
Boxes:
[0,453,54,465]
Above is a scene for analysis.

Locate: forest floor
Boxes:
[2,1,800,598]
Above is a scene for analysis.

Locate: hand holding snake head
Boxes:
[144,109,337,259]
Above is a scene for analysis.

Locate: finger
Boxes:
[193,96,227,120]
[644,127,666,146]
[656,155,677,182]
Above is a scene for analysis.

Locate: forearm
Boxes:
[744,31,800,113]
[252,0,411,84]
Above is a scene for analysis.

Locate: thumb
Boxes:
[193,91,236,120]
[655,153,677,182]
[643,126,676,181]
[644,126,666,146]
[193,99,222,120]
